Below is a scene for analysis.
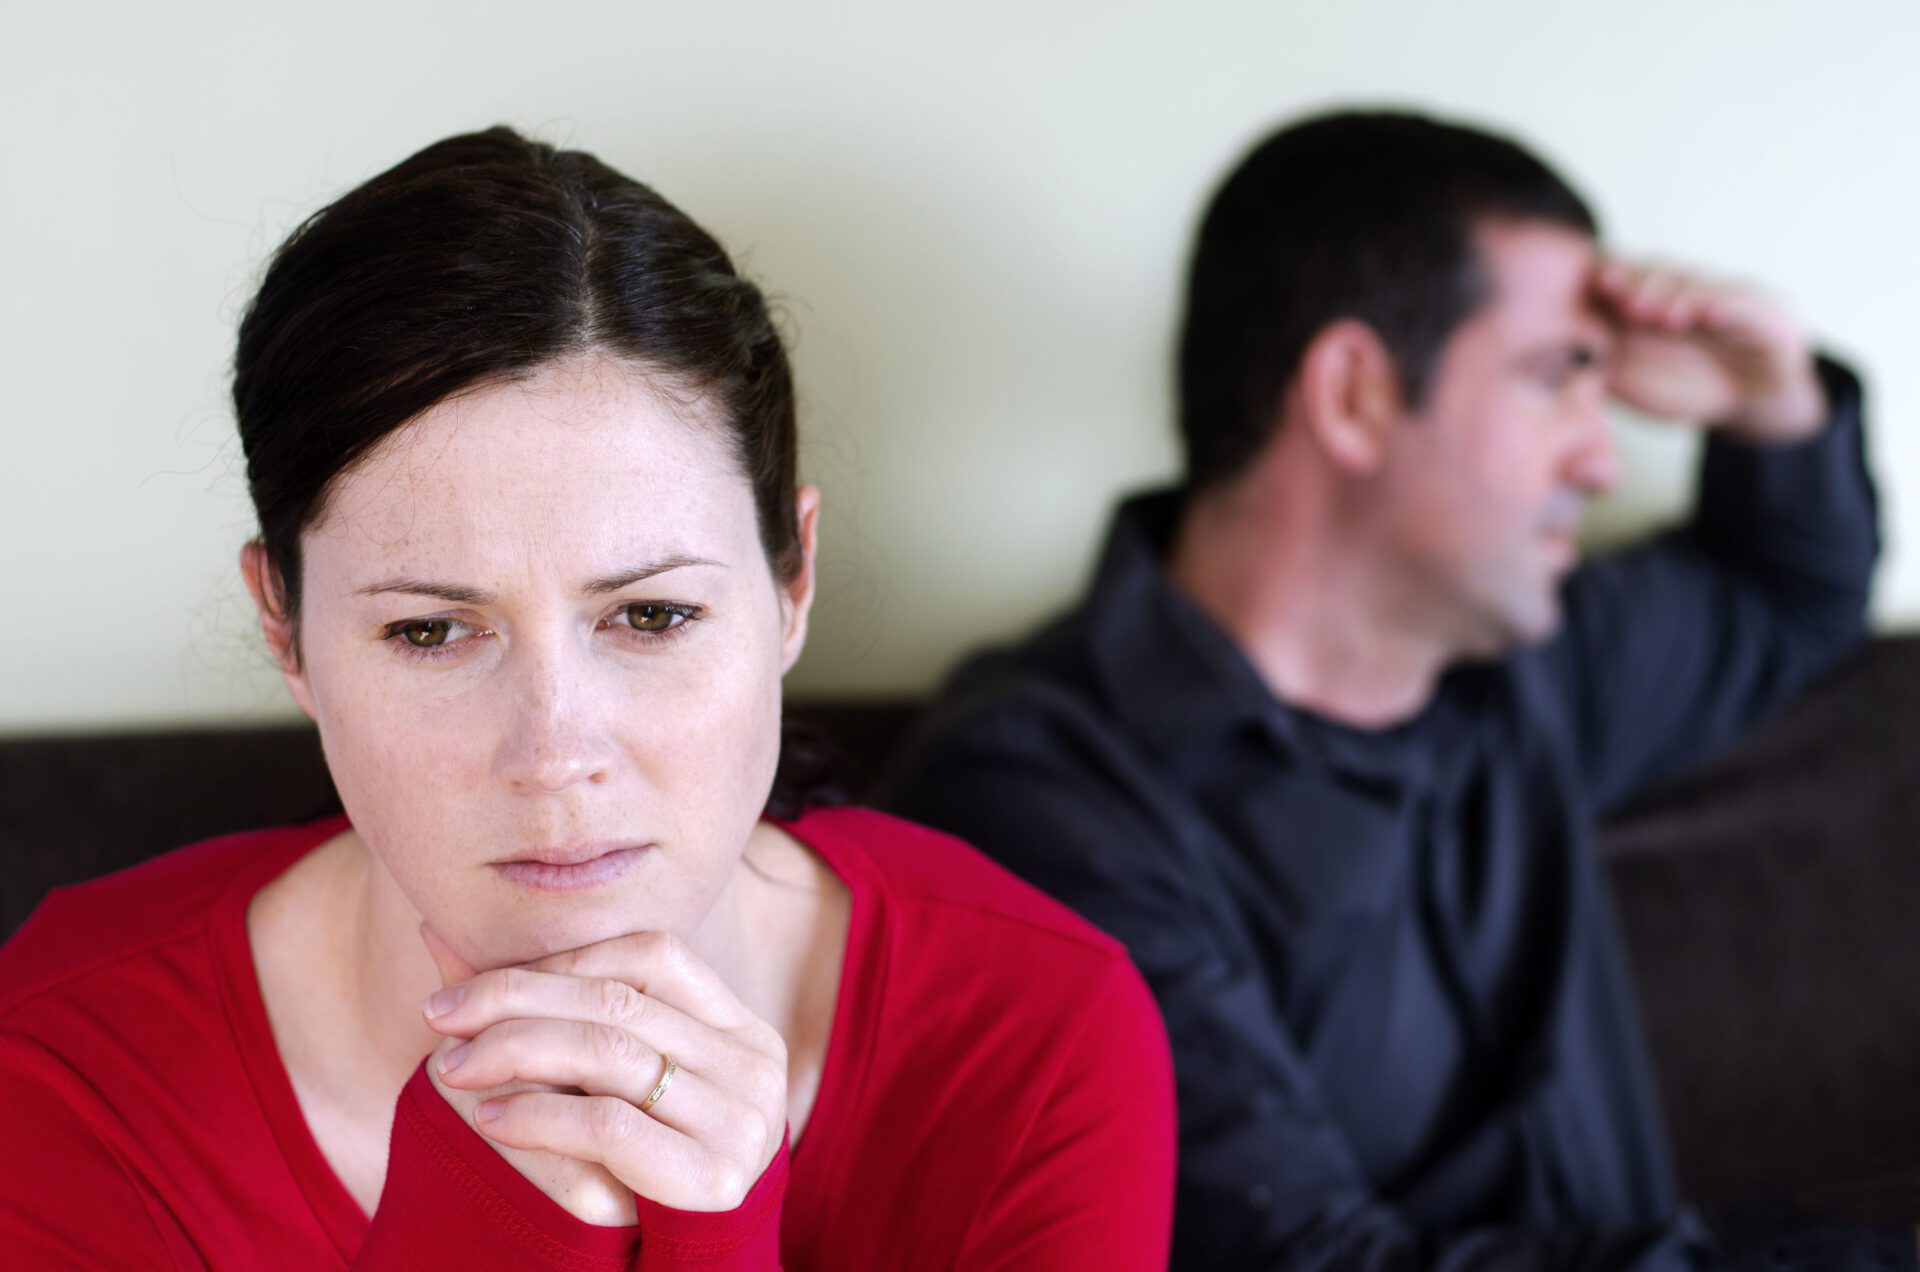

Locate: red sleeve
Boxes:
[955,959,1177,1270]
[0,1032,183,1269]
[359,1065,788,1270]
[357,1065,642,1269]
[629,1130,788,1270]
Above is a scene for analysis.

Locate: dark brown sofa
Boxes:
[6,636,1919,1211]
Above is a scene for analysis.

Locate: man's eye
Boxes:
[1543,359,1593,391]
[619,603,692,634]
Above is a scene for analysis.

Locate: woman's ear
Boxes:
[777,486,821,675]
[239,541,318,720]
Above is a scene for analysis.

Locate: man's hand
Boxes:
[1592,259,1828,445]
[421,925,789,1220]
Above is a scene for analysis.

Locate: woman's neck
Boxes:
[266,822,842,1059]
[252,818,849,1158]
[251,830,445,1098]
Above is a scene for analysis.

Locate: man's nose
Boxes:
[492,648,617,795]
[1565,407,1620,496]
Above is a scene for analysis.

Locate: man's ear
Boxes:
[239,541,318,720]
[777,485,820,676]
[1295,319,1404,476]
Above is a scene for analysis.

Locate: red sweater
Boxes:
[0,806,1174,1269]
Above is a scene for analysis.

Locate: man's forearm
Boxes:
[1687,352,1879,618]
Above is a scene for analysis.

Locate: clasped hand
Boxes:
[420,925,789,1226]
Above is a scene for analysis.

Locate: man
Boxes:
[876,111,1888,1268]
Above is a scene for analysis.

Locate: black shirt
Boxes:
[877,359,1879,1270]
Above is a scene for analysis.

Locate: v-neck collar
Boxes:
[770,810,885,1197]
[209,814,369,1257]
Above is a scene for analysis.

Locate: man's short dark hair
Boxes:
[1176,109,1599,495]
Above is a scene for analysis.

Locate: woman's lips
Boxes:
[490,845,650,893]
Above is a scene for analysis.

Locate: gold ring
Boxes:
[639,1053,677,1113]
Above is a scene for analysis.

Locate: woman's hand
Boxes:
[419,926,640,1225]
[420,924,789,1218]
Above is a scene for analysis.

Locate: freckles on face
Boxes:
[291,356,791,964]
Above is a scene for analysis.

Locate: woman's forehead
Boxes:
[305,359,757,580]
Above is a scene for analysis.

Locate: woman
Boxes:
[0,128,1175,1268]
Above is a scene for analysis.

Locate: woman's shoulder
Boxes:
[0,817,338,1024]
[779,805,1158,1050]
[773,806,1175,1266]
[0,819,352,1266]
[785,803,1132,963]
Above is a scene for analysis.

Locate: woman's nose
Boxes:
[491,651,617,795]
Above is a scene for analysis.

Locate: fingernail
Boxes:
[425,985,465,1018]
[476,1099,505,1124]
[440,1043,470,1074]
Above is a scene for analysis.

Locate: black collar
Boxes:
[1079,488,1487,795]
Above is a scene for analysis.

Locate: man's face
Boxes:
[1372,217,1618,655]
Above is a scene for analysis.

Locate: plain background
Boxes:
[3,0,1915,731]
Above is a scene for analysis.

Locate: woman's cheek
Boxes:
[315,667,479,859]
[653,638,780,792]
[634,632,785,858]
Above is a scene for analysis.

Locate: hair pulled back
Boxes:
[237,126,799,619]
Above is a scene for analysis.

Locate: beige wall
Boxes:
[3,0,1915,730]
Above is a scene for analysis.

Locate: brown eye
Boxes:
[401,620,454,648]
[622,603,682,633]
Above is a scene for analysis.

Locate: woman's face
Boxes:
[248,355,816,969]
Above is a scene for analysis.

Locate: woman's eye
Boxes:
[619,603,689,634]
[384,617,481,654]
[400,619,457,648]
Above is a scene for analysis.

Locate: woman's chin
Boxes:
[453,888,679,970]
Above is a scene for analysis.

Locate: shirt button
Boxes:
[1248,1185,1274,1209]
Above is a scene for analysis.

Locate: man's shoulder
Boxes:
[875,644,1213,923]
[934,606,1105,715]
[0,819,333,1022]
[893,608,1147,783]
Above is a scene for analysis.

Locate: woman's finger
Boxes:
[528,930,761,1037]
[419,921,478,990]
[474,1089,760,1213]
[437,1016,777,1150]
[423,964,775,1075]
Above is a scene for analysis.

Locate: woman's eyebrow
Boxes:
[353,579,494,604]
[353,556,725,606]
[583,555,726,595]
